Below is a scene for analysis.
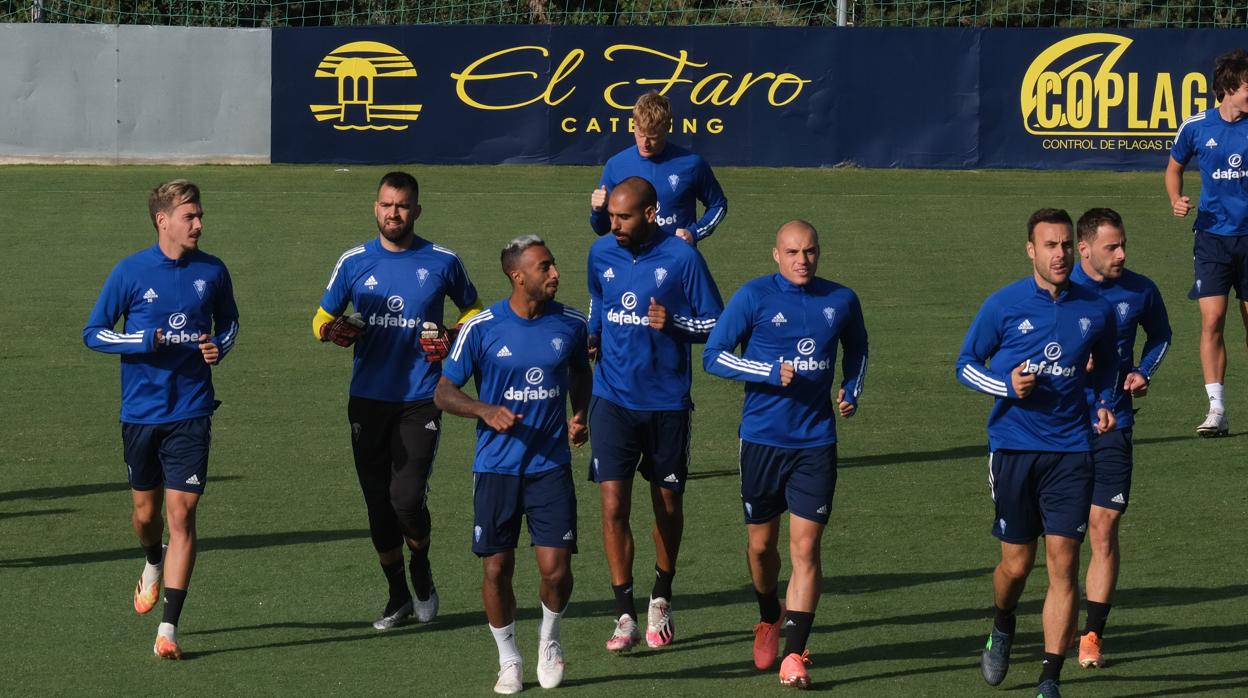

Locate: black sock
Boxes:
[143,543,163,566]
[409,550,433,601]
[612,581,636,621]
[781,610,815,657]
[755,588,782,624]
[161,587,187,626]
[382,560,411,613]
[651,565,675,601]
[993,605,1017,636]
[1039,653,1064,683]
[1084,600,1111,636]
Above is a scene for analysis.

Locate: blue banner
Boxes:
[271,27,1235,170]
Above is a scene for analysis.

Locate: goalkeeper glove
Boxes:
[420,322,459,362]
[320,313,365,347]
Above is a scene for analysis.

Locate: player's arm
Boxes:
[1089,311,1121,426]
[567,329,592,447]
[691,161,728,241]
[702,291,789,386]
[1129,284,1173,396]
[589,170,612,236]
[664,254,724,343]
[838,295,870,414]
[314,251,365,347]
[83,266,161,355]
[1165,157,1191,217]
[202,267,240,365]
[955,299,1021,398]
[586,254,603,360]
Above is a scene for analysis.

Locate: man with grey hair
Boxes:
[435,235,591,693]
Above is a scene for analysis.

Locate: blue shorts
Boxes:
[472,465,577,556]
[121,417,211,495]
[988,450,1092,543]
[1091,428,1132,513]
[1189,230,1248,300]
[587,396,691,493]
[739,440,837,525]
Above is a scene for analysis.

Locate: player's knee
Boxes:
[482,555,514,584]
[998,556,1033,581]
[393,500,431,541]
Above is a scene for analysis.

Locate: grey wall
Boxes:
[0,24,270,163]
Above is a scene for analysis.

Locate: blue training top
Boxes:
[589,142,728,241]
[443,299,589,476]
[1172,108,1248,236]
[704,273,868,449]
[1071,264,1171,430]
[84,245,240,424]
[319,236,478,402]
[587,230,723,411]
[956,276,1119,453]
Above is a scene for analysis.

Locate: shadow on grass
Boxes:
[0,507,75,521]
[0,527,368,568]
[0,475,244,504]
[839,433,1203,469]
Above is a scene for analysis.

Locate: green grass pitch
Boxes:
[1,164,1245,696]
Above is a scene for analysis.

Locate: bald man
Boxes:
[703,220,868,689]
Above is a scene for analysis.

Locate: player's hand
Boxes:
[1011,361,1036,398]
[1123,371,1149,398]
[198,333,219,364]
[481,405,522,433]
[647,297,668,331]
[778,362,795,386]
[674,228,695,245]
[1172,195,1192,217]
[1086,354,1094,372]
[837,388,857,418]
[568,412,588,447]
[590,185,608,211]
[1094,406,1116,434]
[587,334,600,362]
[420,322,458,363]
[320,313,365,347]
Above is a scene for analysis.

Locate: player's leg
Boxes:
[1192,231,1233,435]
[151,416,210,659]
[348,397,413,628]
[1080,427,1131,668]
[391,399,441,621]
[474,472,524,694]
[526,464,577,689]
[123,423,167,616]
[588,396,644,649]
[641,408,691,649]
[982,450,1042,686]
[777,442,835,688]
[1039,535,1080,691]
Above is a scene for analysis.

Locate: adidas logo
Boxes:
[663,474,680,483]
[816,505,828,515]
[603,267,615,281]
[496,346,512,357]
[184,474,201,486]
[1017,319,1034,334]
[1111,493,1126,504]
[783,619,797,628]
[771,312,787,325]
[425,420,438,431]
[1077,523,1087,533]
[562,530,575,541]
[364,275,378,289]
[143,288,159,303]
[1206,137,1218,148]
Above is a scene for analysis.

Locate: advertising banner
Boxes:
[272,26,1235,170]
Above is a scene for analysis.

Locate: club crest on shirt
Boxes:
[667,174,680,191]
[1116,302,1130,320]
[551,337,564,354]
[822,307,836,326]
[654,267,668,287]
[1079,317,1091,337]
[193,279,207,299]
[416,268,430,287]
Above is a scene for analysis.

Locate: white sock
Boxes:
[539,603,562,643]
[1206,383,1225,412]
[489,622,521,666]
[157,621,177,640]
[141,560,162,587]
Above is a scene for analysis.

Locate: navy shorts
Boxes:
[739,440,838,525]
[122,416,211,495]
[472,465,577,556]
[588,396,691,493]
[1091,428,1133,513]
[1189,230,1248,300]
[988,450,1092,543]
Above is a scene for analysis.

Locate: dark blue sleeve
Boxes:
[703,286,781,385]
[692,159,727,241]
[211,265,240,363]
[839,294,869,403]
[319,250,354,316]
[83,263,159,355]
[587,250,603,338]
[669,250,724,343]
[589,164,613,236]
[443,314,482,387]
[1090,308,1120,408]
[1136,282,1172,380]
[1170,118,1196,165]
[956,297,1014,398]
[448,253,479,310]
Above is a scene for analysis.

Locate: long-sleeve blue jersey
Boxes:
[1071,264,1171,429]
[587,231,723,411]
[83,245,240,424]
[956,277,1119,452]
[589,143,728,241]
[444,300,589,476]
[1172,109,1248,236]
[704,274,868,448]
